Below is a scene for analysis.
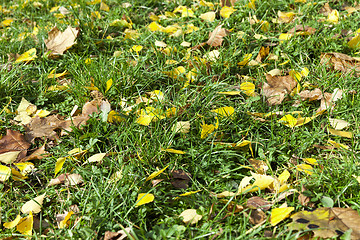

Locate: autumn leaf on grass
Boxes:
[296,164,313,175]
[146,165,169,181]
[162,148,186,154]
[172,121,190,133]
[240,82,256,97]
[320,52,360,76]
[0,165,11,182]
[277,11,295,23]
[44,26,79,56]
[220,6,236,18]
[329,118,350,130]
[85,153,106,164]
[328,128,353,138]
[15,48,37,64]
[288,207,360,239]
[57,211,74,229]
[211,106,235,118]
[270,207,294,226]
[206,25,228,47]
[136,193,154,206]
[328,139,349,150]
[261,74,297,105]
[21,193,46,214]
[180,209,202,224]
[17,212,33,236]
[200,123,216,139]
[349,34,360,49]
[0,129,31,162]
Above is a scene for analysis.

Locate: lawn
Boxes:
[0,0,360,239]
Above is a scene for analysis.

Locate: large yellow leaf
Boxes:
[15,48,37,64]
[21,193,46,214]
[327,10,339,23]
[87,153,106,163]
[17,211,33,236]
[136,115,155,126]
[200,124,216,139]
[54,157,66,176]
[3,214,21,229]
[270,207,294,226]
[105,79,112,93]
[220,6,236,18]
[211,106,235,117]
[146,165,169,181]
[136,193,155,206]
[240,82,255,97]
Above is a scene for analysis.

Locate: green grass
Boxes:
[1,0,360,239]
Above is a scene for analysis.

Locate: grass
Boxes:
[0,0,360,239]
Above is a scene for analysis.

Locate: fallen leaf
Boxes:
[15,48,37,64]
[21,193,46,214]
[270,207,294,226]
[211,106,234,118]
[44,26,79,56]
[249,209,267,225]
[104,227,132,240]
[3,214,21,229]
[320,52,360,76]
[0,151,21,164]
[278,11,295,23]
[329,118,350,130]
[179,209,202,224]
[288,207,360,239]
[58,211,74,229]
[220,6,236,18]
[247,196,271,211]
[296,164,313,175]
[146,165,169,181]
[64,173,83,186]
[200,11,216,22]
[262,74,297,105]
[17,211,33,236]
[86,153,106,163]
[48,173,67,186]
[136,193,155,206]
[0,165,11,182]
[328,139,349,149]
[328,128,353,138]
[162,148,186,154]
[172,121,190,133]
[0,130,31,161]
[206,25,228,47]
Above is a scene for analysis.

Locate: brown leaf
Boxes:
[262,74,297,105]
[319,3,333,16]
[298,88,323,101]
[64,173,83,186]
[48,173,67,186]
[0,130,31,161]
[320,52,360,76]
[104,227,132,240]
[247,196,271,211]
[255,46,270,63]
[206,25,228,47]
[249,209,266,225]
[248,159,268,174]
[220,0,237,7]
[44,26,79,56]
[19,145,48,162]
[288,25,316,35]
[317,88,343,113]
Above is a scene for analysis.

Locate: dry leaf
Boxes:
[320,52,360,76]
[262,74,297,105]
[180,209,202,224]
[104,227,132,240]
[247,196,271,211]
[172,121,190,133]
[86,153,106,163]
[0,130,31,161]
[21,193,46,214]
[0,165,11,182]
[48,173,67,186]
[329,118,350,130]
[44,26,79,56]
[288,25,316,35]
[328,128,353,138]
[249,209,266,225]
[64,173,83,186]
[206,25,228,47]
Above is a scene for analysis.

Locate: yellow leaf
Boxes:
[136,193,155,206]
[240,173,274,193]
[55,157,66,176]
[353,175,360,184]
[148,21,163,31]
[200,11,215,21]
[279,114,297,128]
[3,214,21,229]
[48,69,67,79]
[279,33,292,42]
[329,118,350,130]
[240,82,255,96]
[303,158,318,165]
[136,115,154,126]
[146,165,169,181]
[200,124,216,139]
[162,148,186,154]
[15,48,37,64]
[260,20,270,32]
[13,162,34,179]
[87,0,101,4]
[246,0,256,9]
[107,110,126,123]
[348,34,360,49]
[217,91,241,95]
[327,10,339,23]
[0,151,21,164]
[16,211,33,236]
[105,79,112,93]
[328,128,353,138]
[270,207,294,226]
[278,11,295,23]
[172,121,190,133]
[211,106,235,117]
[131,45,143,53]
[59,211,74,229]
[220,6,236,18]
[35,109,51,118]
[328,139,349,149]
[148,90,165,102]
[238,54,252,66]
[234,140,251,148]
[180,209,202,224]
[1,18,14,27]
[0,165,11,182]
[179,190,201,197]
[296,164,313,175]
[278,170,290,184]
[87,153,106,163]
[301,67,309,77]
[21,193,46,214]
[100,2,109,11]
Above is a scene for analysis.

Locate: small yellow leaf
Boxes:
[240,82,255,97]
[279,33,292,42]
[348,34,360,49]
[220,6,236,18]
[136,115,155,126]
[148,90,165,102]
[54,157,66,176]
[180,209,202,224]
[211,106,235,118]
[21,193,46,214]
[136,193,155,206]
[270,207,294,226]
[148,21,163,31]
[48,69,67,79]
[146,165,169,181]
[0,165,11,182]
[279,114,297,128]
[107,110,126,123]
[240,173,274,193]
[179,190,201,197]
[100,2,109,11]
[87,153,106,163]
[238,54,252,66]
[0,151,21,164]
[329,118,350,130]
[3,214,21,229]
[353,175,360,184]
[59,211,74,229]
[327,10,339,23]
[15,48,37,64]
[328,128,353,138]
[172,121,190,133]
[328,139,349,149]
[131,45,143,53]
[200,11,215,21]
[35,109,51,118]
[162,148,186,154]
[16,211,33,236]
[217,91,241,95]
[303,158,318,165]
[105,79,112,93]
[1,18,14,27]
[296,164,313,175]
[278,170,290,184]
[200,124,216,139]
